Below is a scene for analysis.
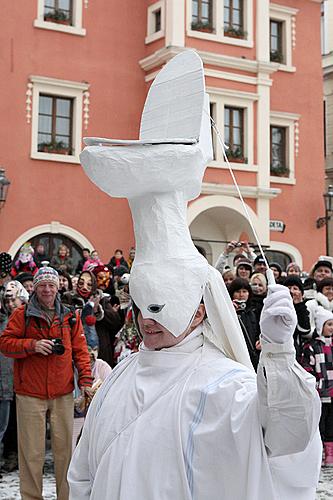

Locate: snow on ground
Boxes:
[0,461,333,499]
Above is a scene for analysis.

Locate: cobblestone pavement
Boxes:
[0,461,332,499]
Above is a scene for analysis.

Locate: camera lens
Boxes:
[51,338,65,355]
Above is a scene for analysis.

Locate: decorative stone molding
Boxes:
[201,182,281,199]
[26,82,33,124]
[295,120,299,157]
[292,16,296,48]
[83,91,90,130]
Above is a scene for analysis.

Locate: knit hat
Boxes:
[270,262,282,276]
[283,276,304,294]
[16,272,34,285]
[312,259,333,274]
[92,265,110,276]
[286,262,301,274]
[314,308,333,336]
[236,259,253,272]
[33,267,59,289]
[254,256,267,267]
[0,252,12,275]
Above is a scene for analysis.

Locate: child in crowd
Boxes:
[301,308,333,465]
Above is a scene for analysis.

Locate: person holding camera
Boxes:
[0,267,92,500]
[228,278,261,370]
[215,240,256,274]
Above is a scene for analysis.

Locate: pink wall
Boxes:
[0,1,148,262]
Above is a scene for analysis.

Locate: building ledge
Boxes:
[201,182,281,199]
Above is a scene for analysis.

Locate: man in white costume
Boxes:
[68,51,322,499]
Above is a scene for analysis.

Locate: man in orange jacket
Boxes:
[0,266,93,500]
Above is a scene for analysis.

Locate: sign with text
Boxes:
[270,220,286,232]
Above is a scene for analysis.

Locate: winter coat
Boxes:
[108,256,129,271]
[0,294,92,399]
[95,296,123,367]
[293,301,311,361]
[236,306,260,370]
[0,314,13,400]
[306,293,333,333]
[50,255,74,274]
[301,335,333,402]
[62,291,104,349]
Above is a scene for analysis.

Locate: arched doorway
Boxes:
[9,222,94,274]
[188,200,259,265]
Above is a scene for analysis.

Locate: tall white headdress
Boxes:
[80,50,253,369]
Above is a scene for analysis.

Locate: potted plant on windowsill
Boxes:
[224,26,247,39]
[270,50,284,63]
[270,165,289,177]
[44,10,71,25]
[191,21,214,33]
[38,141,71,155]
[226,147,247,164]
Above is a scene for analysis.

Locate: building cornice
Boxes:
[29,75,90,91]
[139,46,278,76]
[201,182,281,199]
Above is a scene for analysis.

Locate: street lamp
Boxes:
[0,168,10,210]
[316,185,333,255]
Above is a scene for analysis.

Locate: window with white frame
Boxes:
[207,89,256,169]
[224,0,246,39]
[186,0,253,47]
[30,76,89,164]
[270,126,287,176]
[146,1,165,44]
[270,19,284,63]
[191,0,214,32]
[270,111,299,183]
[34,0,85,36]
[269,4,298,71]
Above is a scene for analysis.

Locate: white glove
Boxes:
[260,284,297,344]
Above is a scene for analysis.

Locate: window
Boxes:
[146,1,165,43]
[270,126,288,176]
[192,0,213,32]
[44,0,73,25]
[224,107,245,162]
[30,75,89,163]
[270,20,284,63]
[269,4,298,71]
[210,102,217,160]
[154,8,161,32]
[270,111,299,183]
[34,0,85,36]
[224,0,245,39]
[187,0,253,48]
[38,95,73,155]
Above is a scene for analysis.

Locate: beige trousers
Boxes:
[16,393,74,500]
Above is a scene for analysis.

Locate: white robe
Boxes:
[68,327,322,500]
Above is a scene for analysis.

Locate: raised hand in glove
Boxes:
[260,284,297,344]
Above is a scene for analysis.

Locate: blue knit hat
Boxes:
[33,267,59,289]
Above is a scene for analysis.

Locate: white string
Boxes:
[209,116,275,285]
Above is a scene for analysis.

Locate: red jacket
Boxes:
[0,302,93,400]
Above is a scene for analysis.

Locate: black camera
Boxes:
[50,338,65,355]
[234,300,247,310]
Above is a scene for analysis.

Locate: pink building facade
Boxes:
[0,0,325,271]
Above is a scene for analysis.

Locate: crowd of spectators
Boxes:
[1,238,333,496]
[0,244,137,498]
[215,240,333,465]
